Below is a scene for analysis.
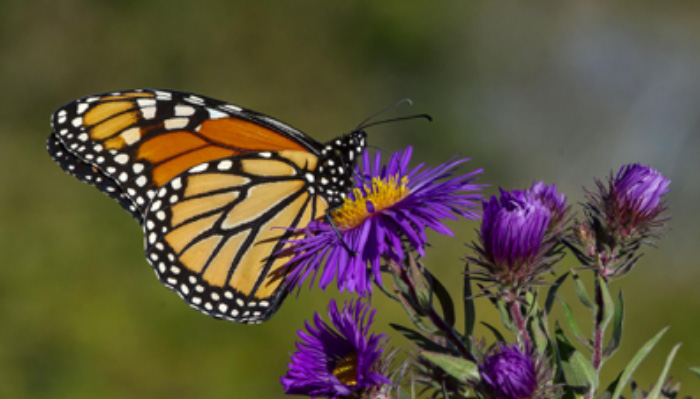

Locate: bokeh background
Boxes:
[1,1,698,398]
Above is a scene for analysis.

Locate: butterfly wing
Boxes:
[49,89,322,219]
[47,133,142,222]
[144,151,328,323]
[49,89,334,322]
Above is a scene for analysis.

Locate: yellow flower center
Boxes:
[332,350,359,386]
[331,176,410,230]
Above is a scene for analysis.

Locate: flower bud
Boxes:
[469,182,567,294]
[572,164,671,278]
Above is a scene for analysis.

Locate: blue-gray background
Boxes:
[1,1,698,397]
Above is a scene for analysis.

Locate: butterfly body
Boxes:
[48,89,366,323]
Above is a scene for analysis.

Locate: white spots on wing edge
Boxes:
[164,117,189,130]
[175,105,195,116]
[207,108,228,119]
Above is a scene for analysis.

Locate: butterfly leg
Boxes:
[324,208,357,256]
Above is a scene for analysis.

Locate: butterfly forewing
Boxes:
[50,89,321,218]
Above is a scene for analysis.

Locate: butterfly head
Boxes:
[317,129,367,207]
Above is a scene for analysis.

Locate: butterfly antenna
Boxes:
[362,113,432,129]
[356,98,414,130]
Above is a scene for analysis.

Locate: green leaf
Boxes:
[558,295,592,350]
[691,366,700,378]
[555,323,598,392]
[420,351,480,383]
[496,299,516,332]
[396,292,438,335]
[390,324,445,353]
[408,256,432,311]
[598,276,615,332]
[428,270,455,328]
[610,326,669,399]
[390,262,411,296]
[481,322,506,343]
[603,290,624,359]
[464,264,476,340]
[646,343,681,399]
[529,312,551,354]
[546,272,569,315]
[391,279,422,319]
[572,270,595,310]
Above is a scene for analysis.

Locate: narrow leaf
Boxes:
[558,295,592,350]
[611,326,669,399]
[496,299,516,332]
[420,351,480,383]
[603,290,624,358]
[408,256,432,311]
[529,311,550,354]
[481,321,506,343]
[546,272,569,315]
[428,270,455,327]
[464,264,476,339]
[390,324,445,353]
[691,366,700,378]
[646,343,681,399]
[555,323,598,391]
[572,270,595,310]
[390,261,411,296]
[598,276,615,332]
[396,292,438,335]
[391,275,423,318]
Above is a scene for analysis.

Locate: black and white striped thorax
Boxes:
[314,129,367,207]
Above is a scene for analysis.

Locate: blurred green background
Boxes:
[1,1,698,398]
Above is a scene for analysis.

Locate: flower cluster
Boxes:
[284,146,483,296]
[276,150,675,399]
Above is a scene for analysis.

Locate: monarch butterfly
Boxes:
[47,89,366,324]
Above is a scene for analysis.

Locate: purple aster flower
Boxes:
[281,299,389,398]
[479,344,537,399]
[284,146,483,296]
[470,182,567,291]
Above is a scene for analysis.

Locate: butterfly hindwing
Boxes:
[143,152,329,323]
